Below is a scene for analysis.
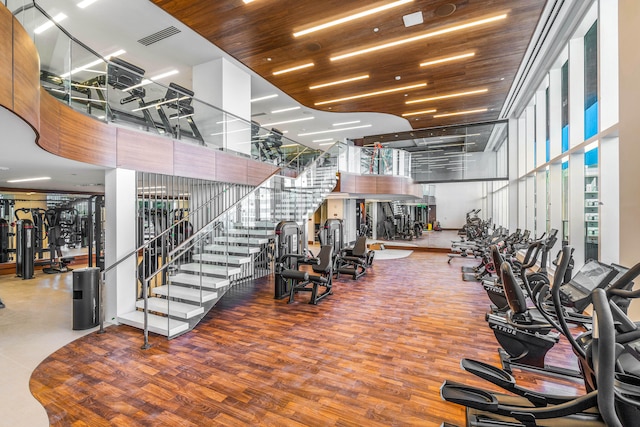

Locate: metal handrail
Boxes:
[137,143,340,346]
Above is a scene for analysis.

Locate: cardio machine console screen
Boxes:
[559,260,618,312]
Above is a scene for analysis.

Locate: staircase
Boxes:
[117,147,339,338]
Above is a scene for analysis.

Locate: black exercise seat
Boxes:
[289,245,333,304]
[336,236,372,280]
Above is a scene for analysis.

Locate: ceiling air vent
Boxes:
[137,26,181,46]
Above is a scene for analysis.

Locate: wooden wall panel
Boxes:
[12,16,39,131]
[336,173,355,193]
[173,143,218,181]
[0,6,12,109]
[56,99,117,167]
[116,128,173,174]
[37,90,60,154]
[246,158,278,186]
[375,175,404,194]
[354,175,378,194]
[216,152,248,184]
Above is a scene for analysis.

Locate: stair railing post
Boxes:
[142,276,151,350]
[98,270,106,334]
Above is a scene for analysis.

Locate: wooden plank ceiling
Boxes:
[150,0,545,130]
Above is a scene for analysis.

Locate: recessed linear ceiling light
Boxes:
[315,83,426,106]
[433,108,487,118]
[122,69,179,92]
[272,62,314,76]
[60,49,126,78]
[318,142,335,146]
[293,0,414,38]
[34,13,67,34]
[243,0,255,3]
[261,117,315,127]
[406,88,488,104]
[271,106,301,114]
[420,52,475,67]
[313,138,334,143]
[298,124,372,137]
[7,176,51,183]
[402,109,436,117]
[251,94,278,102]
[309,74,369,90]
[333,120,361,126]
[77,0,100,8]
[330,13,507,61]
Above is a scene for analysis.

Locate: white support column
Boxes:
[599,0,619,131]
[535,90,547,167]
[618,0,640,269]
[569,152,585,267]
[599,136,619,264]
[105,168,137,323]
[193,58,251,155]
[508,117,519,232]
[525,106,535,172]
[536,171,546,235]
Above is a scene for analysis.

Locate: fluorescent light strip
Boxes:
[402,109,436,117]
[429,142,476,148]
[309,75,369,90]
[261,117,315,127]
[294,0,413,37]
[333,120,361,126]
[7,176,51,183]
[406,88,488,104]
[433,108,488,118]
[298,124,372,137]
[243,0,254,3]
[34,13,67,34]
[331,14,507,61]
[315,83,426,106]
[313,138,333,143]
[273,62,314,76]
[271,106,301,114]
[251,94,278,102]
[123,70,179,92]
[420,52,475,67]
[132,96,188,112]
[77,0,99,8]
[318,142,335,146]
[60,49,125,78]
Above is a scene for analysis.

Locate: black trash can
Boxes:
[72,267,100,330]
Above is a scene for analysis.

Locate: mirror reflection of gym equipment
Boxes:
[0,193,106,281]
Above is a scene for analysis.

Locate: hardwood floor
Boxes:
[30,252,583,426]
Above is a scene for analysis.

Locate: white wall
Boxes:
[434,182,485,229]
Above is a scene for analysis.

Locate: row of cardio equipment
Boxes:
[440,229,640,426]
[273,219,375,305]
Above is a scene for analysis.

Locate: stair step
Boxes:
[170,273,229,290]
[237,221,277,228]
[212,236,269,245]
[135,297,204,319]
[152,285,218,302]
[204,244,261,254]
[227,228,276,237]
[118,310,189,337]
[180,263,242,277]
[192,253,252,265]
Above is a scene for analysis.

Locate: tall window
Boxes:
[584,21,598,139]
[561,61,569,152]
[545,87,550,162]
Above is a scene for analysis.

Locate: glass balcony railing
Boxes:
[9,2,414,180]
